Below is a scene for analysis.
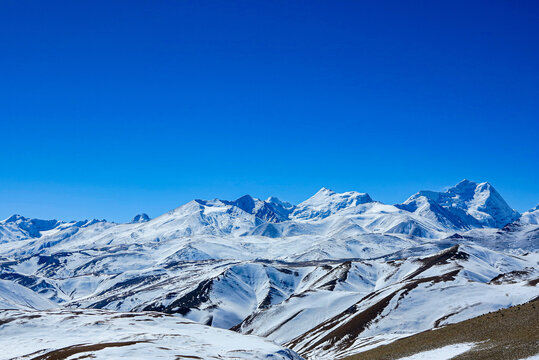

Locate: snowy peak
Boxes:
[131,213,150,223]
[290,187,373,220]
[403,180,520,228]
[0,214,62,240]
[149,198,263,238]
[225,195,294,223]
[232,195,257,213]
[4,214,28,223]
[447,180,520,227]
[266,196,294,211]
[396,195,469,230]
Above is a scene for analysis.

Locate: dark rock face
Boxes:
[131,213,150,223]
[226,195,294,223]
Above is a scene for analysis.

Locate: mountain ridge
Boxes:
[1,180,525,242]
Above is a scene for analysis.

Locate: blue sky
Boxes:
[1,0,538,221]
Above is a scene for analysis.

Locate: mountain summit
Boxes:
[290,187,373,220]
[131,213,150,223]
[402,180,520,228]
[225,195,294,223]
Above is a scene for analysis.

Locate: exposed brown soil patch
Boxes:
[404,245,467,281]
[0,313,41,326]
[30,341,146,360]
[489,270,532,285]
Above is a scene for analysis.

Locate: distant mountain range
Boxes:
[1,179,532,245]
[0,179,537,359]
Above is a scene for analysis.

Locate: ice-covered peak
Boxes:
[131,213,150,223]
[0,214,63,240]
[307,187,371,204]
[454,178,477,189]
[3,214,28,223]
[225,195,293,223]
[315,187,335,196]
[396,194,469,230]
[404,180,519,228]
[233,195,257,214]
[291,188,373,220]
[266,196,294,209]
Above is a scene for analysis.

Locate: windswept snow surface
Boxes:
[520,205,539,225]
[396,343,476,360]
[0,180,537,359]
[0,309,303,360]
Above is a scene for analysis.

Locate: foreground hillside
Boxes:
[0,309,303,360]
[343,298,539,360]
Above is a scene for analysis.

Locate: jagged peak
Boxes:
[265,196,294,209]
[232,195,257,214]
[4,214,28,223]
[265,196,281,204]
[236,194,255,201]
[402,180,519,228]
[306,187,371,202]
[454,178,477,187]
[316,187,335,195]
[450,179,496,195]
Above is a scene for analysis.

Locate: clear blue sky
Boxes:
[1,0,538,222]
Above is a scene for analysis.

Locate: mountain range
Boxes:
[0,179,537,359]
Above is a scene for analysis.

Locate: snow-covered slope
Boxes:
[2,235,536,359]
[0,308,303,360]
[0,279,57,310]
[282,244,538,358]
[519,204,539,225]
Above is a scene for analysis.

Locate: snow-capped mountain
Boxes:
[290,188,373,220]
[395,193,469,230]
[0,214,62,242]
[401,179,520,229]
[0,180,536,359]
